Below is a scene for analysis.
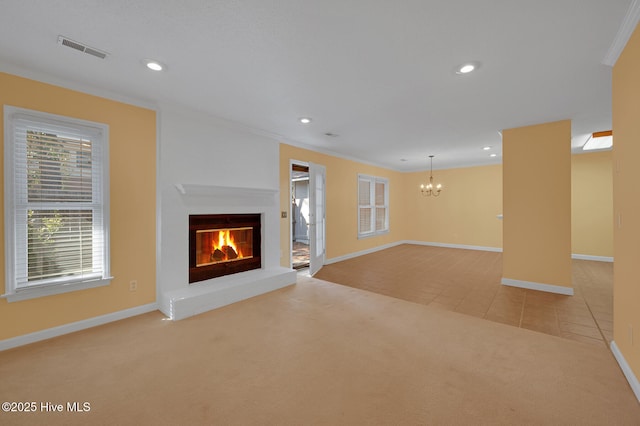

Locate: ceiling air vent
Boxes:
[57,36,108,59]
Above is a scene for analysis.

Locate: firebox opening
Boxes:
[195,227,254,267]
[189,213,262,283]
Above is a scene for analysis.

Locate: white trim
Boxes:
[4,106,111,299]
[571,254,614,263]
[405,240,503,253]
[501,278,574,296]
[602,0,640,66]
[0,63,159,111]
[289,159,310,269]
[357,174,389,238]
[2,277,113,302]
[325,240,503,265]
[155,108,163,314]
[326,241,613,267]
[611,340,640,403]
[175,183,277,199]
[325,241,403,264]
[0,303,158,352]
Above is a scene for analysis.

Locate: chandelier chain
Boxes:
[420,155,442,197]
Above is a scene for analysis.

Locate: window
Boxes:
[358,174,389,238]
[3,106,111,302]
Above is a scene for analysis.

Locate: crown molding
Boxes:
[602,0,640,66]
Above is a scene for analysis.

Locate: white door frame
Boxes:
[308,162,326,276]
[288,159,325,275]
[289,159,309,269]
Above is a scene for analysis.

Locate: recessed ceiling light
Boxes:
[490,153,497,157]
[299,117,312,124]
[483,146,491,151]
[146,61,164,71]
[455,62,480,75]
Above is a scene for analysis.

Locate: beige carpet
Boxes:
[1,276,638,425]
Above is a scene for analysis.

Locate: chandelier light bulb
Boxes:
[420,155,443,197]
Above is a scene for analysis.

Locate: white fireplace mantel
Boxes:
[175,183,278,201]
[159,182,294,321]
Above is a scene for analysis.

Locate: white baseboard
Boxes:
[0,303,158,352]
[325,241,404,264]
[571,254,614,262]
[611,340,640,403]
[501,278,574,296]
[405,240,503,253]
[325,240,503,265]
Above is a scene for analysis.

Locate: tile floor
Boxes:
[313,244,613,348]
[292,240,310,269]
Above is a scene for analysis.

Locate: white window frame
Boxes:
[3,106,112,302]
[357,174,389,239]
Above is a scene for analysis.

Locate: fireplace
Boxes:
[189,214,261,283]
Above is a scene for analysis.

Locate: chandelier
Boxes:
[420,155,442,197]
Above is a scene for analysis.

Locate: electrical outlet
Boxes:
[129,280,138,292]
[281,211,287,218]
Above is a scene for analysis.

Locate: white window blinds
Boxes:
[6,109,109,291]
[358,178,372,234]
[358,175,388,238]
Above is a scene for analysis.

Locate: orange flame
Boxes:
[212,229,244,259]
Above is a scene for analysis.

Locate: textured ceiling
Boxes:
[0,1,632,171]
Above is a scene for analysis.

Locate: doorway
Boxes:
[290,161,326,274]
[291,163,310,269]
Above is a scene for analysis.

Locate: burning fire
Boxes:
[211,229,244,262]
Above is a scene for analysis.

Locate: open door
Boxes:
[309,162,326,275]
[290,162,310,269]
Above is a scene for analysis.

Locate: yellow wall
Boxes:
[279,144,406,265]
[502,120,572,289]
[403,164,502,249]
[571,151,613,258]
[612,24,640,378]
[280,142,609,268]
[0,73,156,340]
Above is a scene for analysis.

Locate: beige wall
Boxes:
[0,73,157,340]
[279,144,406,266]
[613,23,640,379]
[280,141,611,269]
[403,164,503,249]
[502,120,572,289]
[571,151,613,258]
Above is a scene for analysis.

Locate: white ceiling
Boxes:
[0,1,633,171]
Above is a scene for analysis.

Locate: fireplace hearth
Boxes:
[189,214,261,283]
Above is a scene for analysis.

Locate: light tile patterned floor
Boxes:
[292,240,309,269]
[314,244,612,348]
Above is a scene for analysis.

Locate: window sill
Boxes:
[357,230,390,239]
[2,277,113,302]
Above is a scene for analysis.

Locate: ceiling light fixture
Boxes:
[299,117,312,124]
[420,155,443,197]
[490,153,497,158]
[146,61,164,71]
[583,130,613,151]
[483,146,491,151]
[455,62,480,75]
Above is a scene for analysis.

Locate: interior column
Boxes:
[502,120,573,295]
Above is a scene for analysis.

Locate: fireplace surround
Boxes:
[160,183,296,321]
[189,213,261,283]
